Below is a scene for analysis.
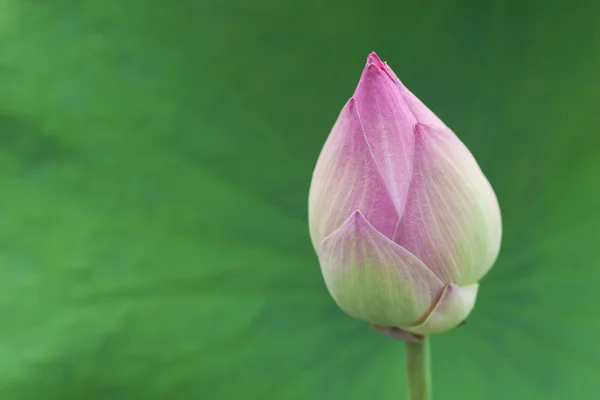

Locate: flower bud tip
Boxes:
[366,52,385,69]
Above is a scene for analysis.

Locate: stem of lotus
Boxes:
[405,336,431,400]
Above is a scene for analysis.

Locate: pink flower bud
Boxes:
[308,53,501,335]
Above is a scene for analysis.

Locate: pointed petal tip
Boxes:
[413,122,434,135]
[350,209,363,220]
[347,210,368,233]
[363,52,399,84]
[366,52,384,67]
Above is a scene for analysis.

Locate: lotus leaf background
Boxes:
[1,1,599,399]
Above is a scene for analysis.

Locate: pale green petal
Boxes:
[405,283,478,335]
[319,211,444,328]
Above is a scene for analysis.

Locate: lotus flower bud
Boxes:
[308,53,501,335]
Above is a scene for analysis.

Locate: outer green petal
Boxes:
[319,211,444,328]
[405,283,478,335]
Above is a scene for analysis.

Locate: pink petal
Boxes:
[308,99,400,249]
[352,53,416,211]
[393,123,502,285]
[319,211,444,328]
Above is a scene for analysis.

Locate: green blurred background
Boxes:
[1,0,599,399]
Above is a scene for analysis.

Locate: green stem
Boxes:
[405,337,431,400]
